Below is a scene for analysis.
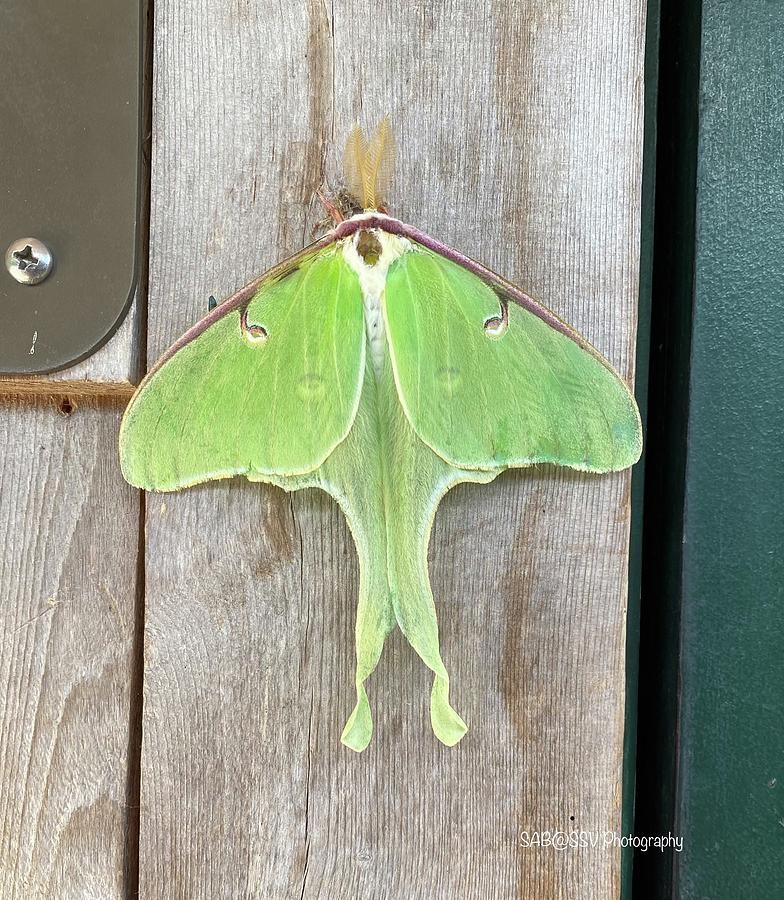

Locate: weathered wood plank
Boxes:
[0,397,141,897]
[141,1,645,897]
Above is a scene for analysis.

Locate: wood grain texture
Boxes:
[141,1,645,897]
[0,397,141,897]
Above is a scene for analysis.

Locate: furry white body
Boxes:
[342,224,410,377]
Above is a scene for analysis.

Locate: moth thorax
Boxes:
[341,228,407,378]
[356,229,382,265]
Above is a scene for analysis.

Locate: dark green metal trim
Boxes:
[675,1,784,894]
[622,0,660,894]
[633,0,702,893]
[635,0,784,896]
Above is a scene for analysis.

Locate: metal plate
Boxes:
[0,0,143,374]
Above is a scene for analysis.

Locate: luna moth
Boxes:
[119,119,642,752]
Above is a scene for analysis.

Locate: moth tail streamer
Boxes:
[390,584,468,747]
[329,469,468,749]
[335,500,397,752]
[339,526,469,748]
[386,500,470,746]
[340,684,373,752]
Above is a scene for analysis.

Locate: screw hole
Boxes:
[57,397,76,417]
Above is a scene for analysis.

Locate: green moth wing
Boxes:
[383,244,642,473]
[120,243,365,490]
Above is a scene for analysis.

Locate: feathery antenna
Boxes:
[343,125,368,209]
[342,117,395,211]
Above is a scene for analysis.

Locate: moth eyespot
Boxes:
[240,308,268,344]
[243,325,267,343]
[483,299,509,339]
[297,373,326,400]
[435,366,462,393]
[483,317,507,338]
